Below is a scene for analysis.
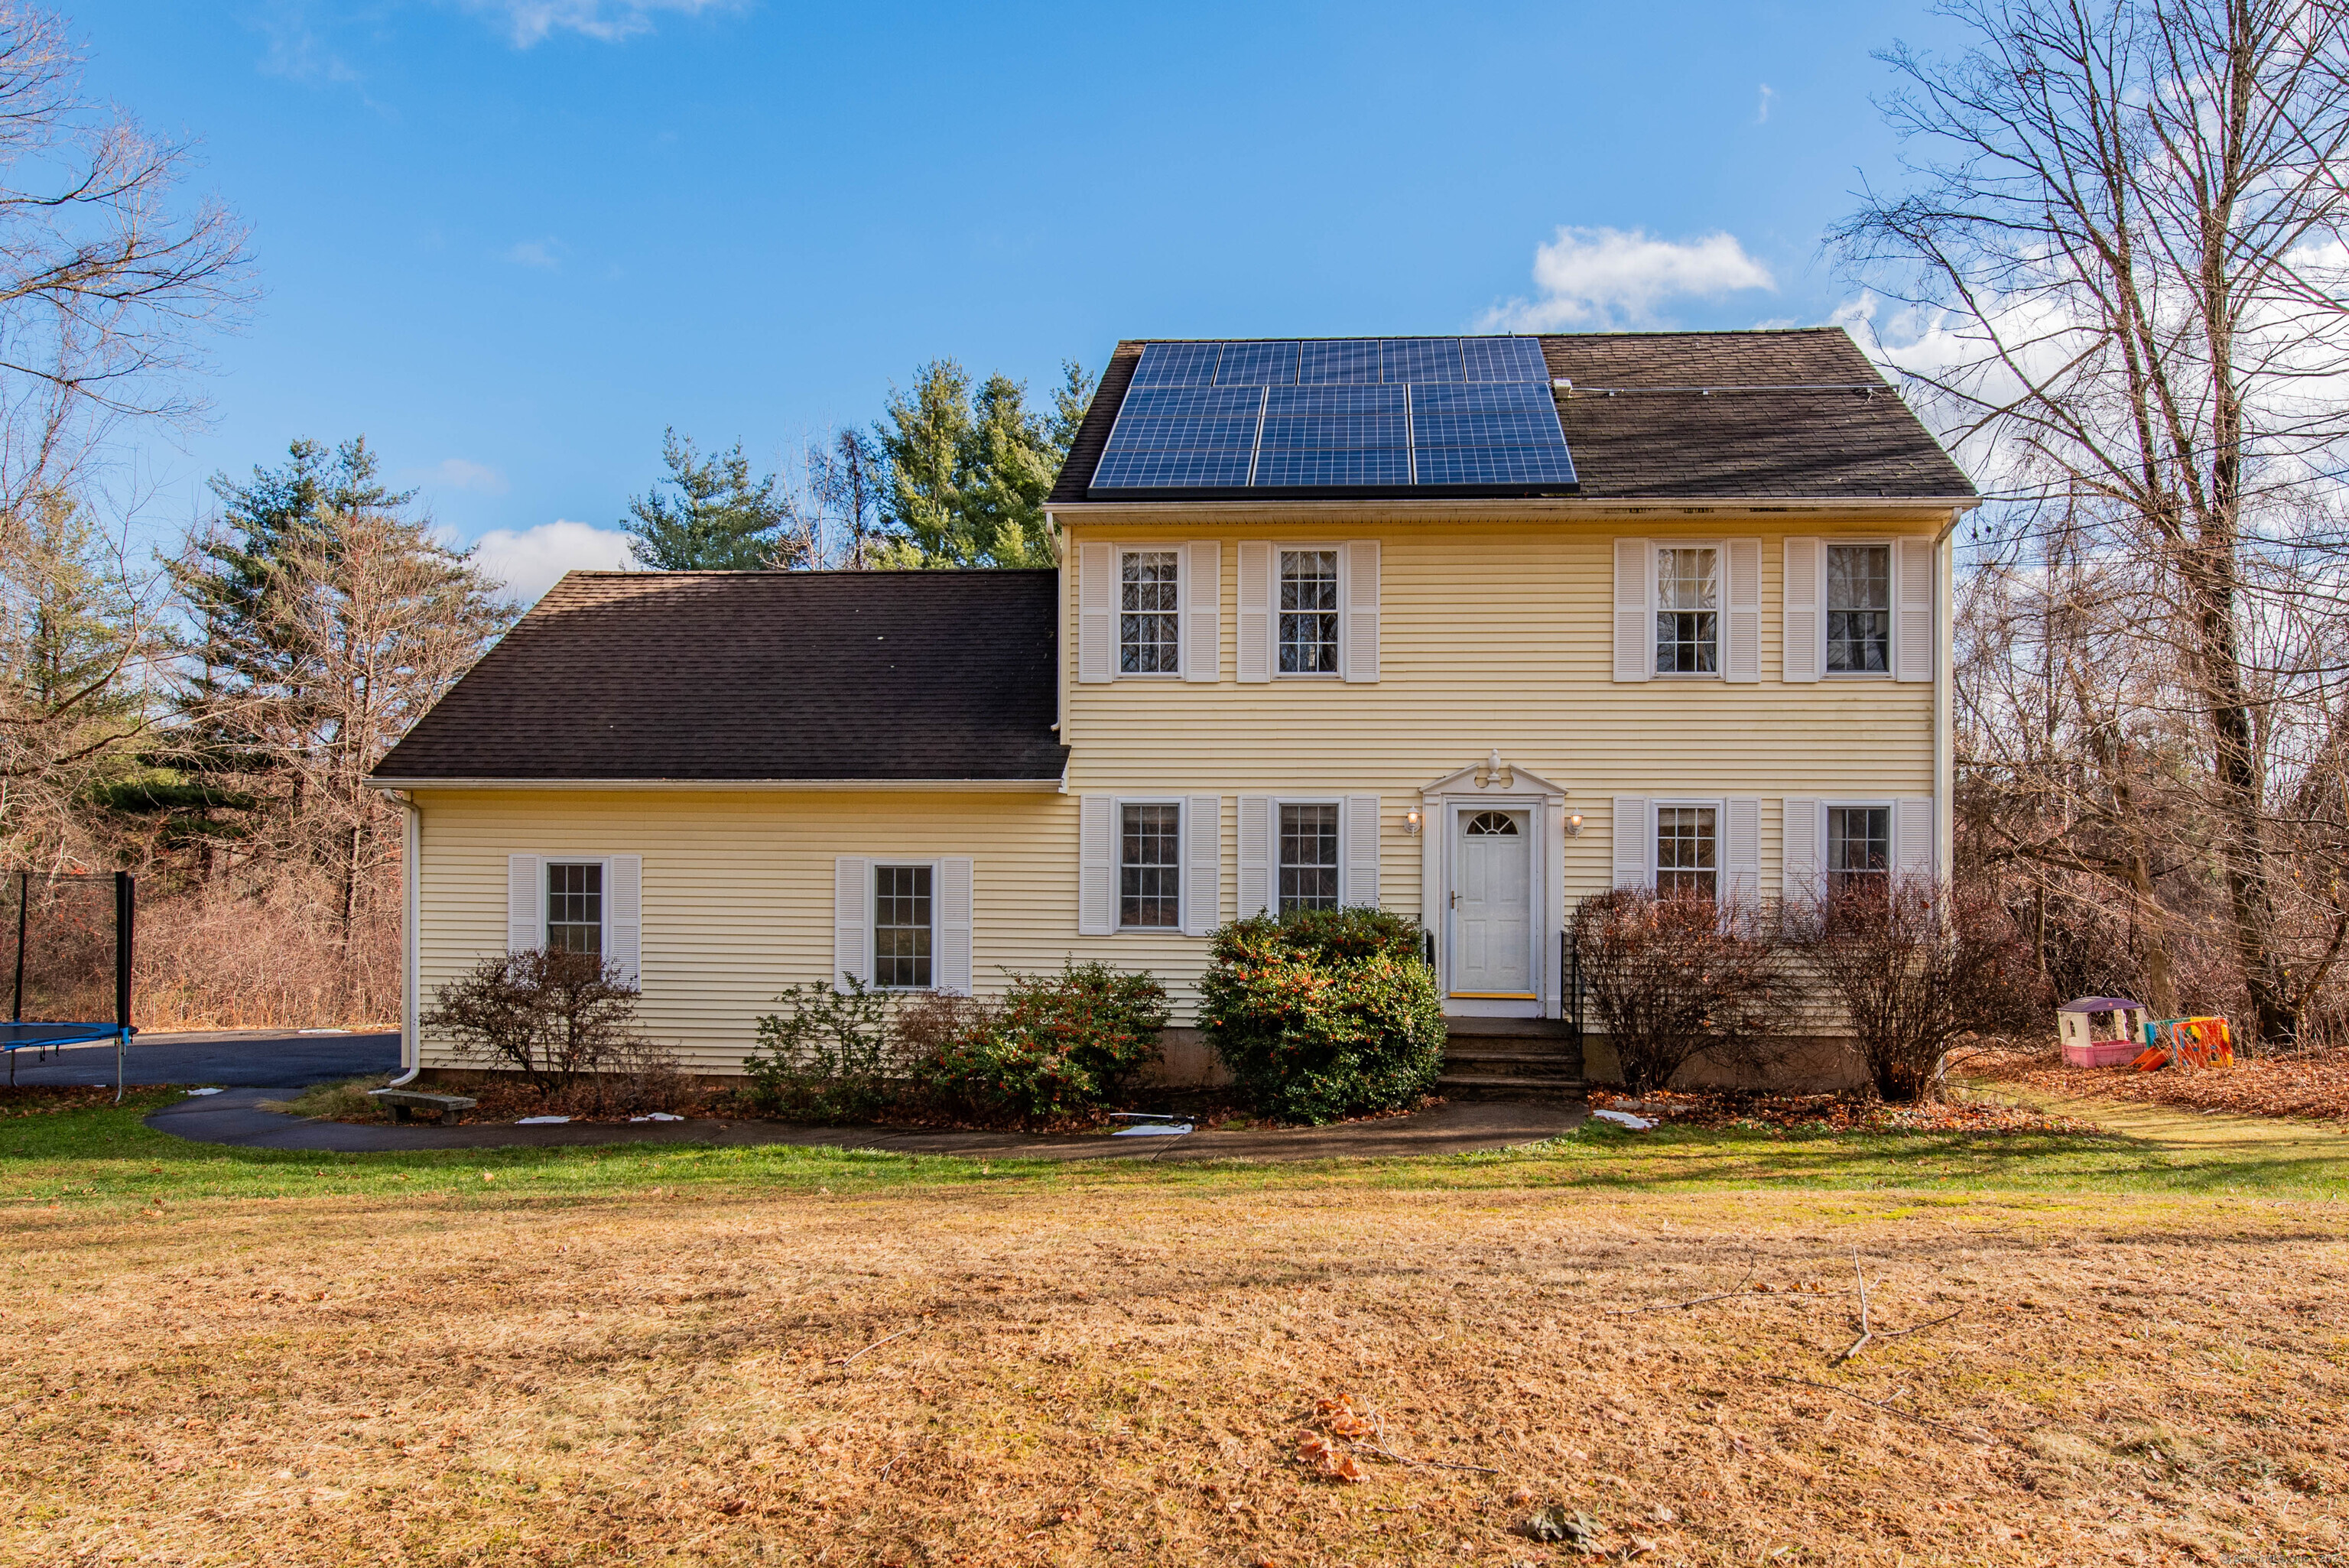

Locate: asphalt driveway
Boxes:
[3,1027,398,1090]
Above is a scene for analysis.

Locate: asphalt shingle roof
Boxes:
[1047,327,1975,504]
[370,570,1068,784]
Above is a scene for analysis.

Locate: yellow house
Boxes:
[371,328,1976,1089]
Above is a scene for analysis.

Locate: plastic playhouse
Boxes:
[2057,997,2150,1067]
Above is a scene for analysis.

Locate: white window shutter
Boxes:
[1724,539,1762,683]
[607,854,642,986]
[1235,541,1272,683]
[1611,797,1651,888]
[1182,796,1220,937]
[1343,540,1379,683]
[1613,538,1652,683]
[1782,798,1822,907]
[1184,541,1220,683]
[832,857,871,989]
[1236,795,1272,917]
[1724,799,1759,903]
[1078,541,1113,684]
[1783,538,1822,683]
[937,856,973,994]
[1895,797,1937,881]
[1344,795,1381,907]
[1895,537,1935,683]
[1077,796,1115,936]
[506,855,541,953]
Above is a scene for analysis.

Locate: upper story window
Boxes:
[1278,802,1340,912]
[1828,544,1892,675]
[1655,547,1719,674]
[546,862,603,954]
[1119,550,1180,674]
[1828,806,1890,894]
[1278,549,1340,675]
[1119,803,1181,929]
[1655,807,1717,898]
[873,864,934,989]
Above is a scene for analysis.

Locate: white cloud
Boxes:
[1482,226,1776,330]
[501,238,563,268]
[460,0,744,47]
[427,457,510,495]
[469,520,635,603]
[1756,84,1776,125]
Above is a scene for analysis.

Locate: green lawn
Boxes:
[5,1084,2347,1210]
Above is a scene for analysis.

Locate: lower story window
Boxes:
[1655,807,1717,898]
[873,864,934,989]
[1120,803,1181,929]
[1828,806,1890,894]
[1279,802,1340,914]
[546,862,603,954]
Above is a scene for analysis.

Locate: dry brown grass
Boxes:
[2,1181,2344,1566]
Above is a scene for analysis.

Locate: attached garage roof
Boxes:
[371,569,1069,787]
[1049,327,1976,505]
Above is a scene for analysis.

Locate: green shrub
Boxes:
[1197,907,1445,1125]
[908,963,1168,1128]
[743,978,899,1120]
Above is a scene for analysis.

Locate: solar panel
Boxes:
[1460,336,1551,382]
[1214,341,1299,385]
[1380,338,1464,383]
[1297,339,1381,384]
[1252,448,1415,486]
[1128,342,1221,386]
[1092,337,1574,491]
[1093,448,1258,488]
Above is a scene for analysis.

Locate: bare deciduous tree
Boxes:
[1571,888,1780,1094]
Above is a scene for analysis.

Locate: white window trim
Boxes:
[1821,538,1897,681]
[1648,798,1726,894]
[1272,543,1347,681]
[1652,539,1727,680]
[1116,545,1184,680]
[1271,794,1349,909]
[1112,797,1188,933]
[541,855,611,952]
[868,857,943,990]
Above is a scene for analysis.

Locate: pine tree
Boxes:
[874,359,1094,567]
[624,429,793,570]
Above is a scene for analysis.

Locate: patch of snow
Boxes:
[1591,1109,1655,1130]
[515,1115,570,1125]
[184,1087,224,1096]
[297,1028,350,1036]
[628,1112,684,1122]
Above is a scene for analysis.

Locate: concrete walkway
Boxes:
[146,1086,1584,1164]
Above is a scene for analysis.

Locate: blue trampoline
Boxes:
[5,872,135,1101]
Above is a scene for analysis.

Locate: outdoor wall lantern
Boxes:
[1403,809,1422,836]
[1566,812,1584,837]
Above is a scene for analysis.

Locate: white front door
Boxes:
[1451,808,1533,996]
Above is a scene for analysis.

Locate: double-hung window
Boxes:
[1655,807,1718,898]
[1827,806,1891,895]
[1655,547,1719,674]
[1278,802,1341,912]
[1119,803,1182,929]
[1119,550,1180,674]
[872,864,934,989]
[1278,549,1340,675]
[545,862,604,954]
[1827,544,1892,675]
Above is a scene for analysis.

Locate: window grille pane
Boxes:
[1827,544,1892,674]
[545,862,603,955]
[1828,806,1891,893]
[1119,803,1182,928]
[1278,802,1340,913]
[1655,807,1717,898]
[872,864,934,989]
[1654,547,1719,674]
[1278,549,1340,674]
[1119,550,1181,674]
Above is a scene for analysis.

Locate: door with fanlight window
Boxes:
[1449,809,1535,997]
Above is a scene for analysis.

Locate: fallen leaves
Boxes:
[1588,1088,2097,1135]
[1971,1044,2349,1122]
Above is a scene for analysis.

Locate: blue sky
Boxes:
[72,0,1967,598]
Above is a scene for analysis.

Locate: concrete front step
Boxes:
[1436,1073,1590,1101]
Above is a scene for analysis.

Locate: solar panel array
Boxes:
[1093,337,1577,492]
